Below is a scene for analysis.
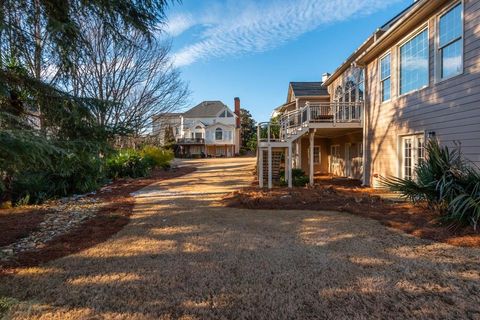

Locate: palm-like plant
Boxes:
[382,140,480,230]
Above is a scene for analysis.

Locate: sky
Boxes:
[163,0,413,123]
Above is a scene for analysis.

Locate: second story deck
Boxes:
[282,101,363,131]
[257,101,364,148]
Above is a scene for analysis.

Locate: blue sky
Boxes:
[164,0,412,122]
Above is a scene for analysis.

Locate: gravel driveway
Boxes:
[1,157,480,319]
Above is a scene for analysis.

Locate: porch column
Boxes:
[268,146,273,189]
[309,130,314,186]
[295,141,300,168]
[288,144,293,188]
[259,148,264,188]
[298,138,302,169]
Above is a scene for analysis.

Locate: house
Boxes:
[259,0,480,188]
[153,98,241,157]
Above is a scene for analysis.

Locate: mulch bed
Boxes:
[0,209,49,247]
[223,180,480,248]
[0,166,196,270]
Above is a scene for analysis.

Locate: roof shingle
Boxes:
[183,101,228,118]
[290,82,328,97]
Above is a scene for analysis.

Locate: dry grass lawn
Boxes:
[1,157,480,319]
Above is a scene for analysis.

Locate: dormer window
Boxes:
[215,128,223,140]
[219,110,234,118]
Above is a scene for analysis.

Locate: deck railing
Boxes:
[258,101,364,144]
[176,138,205,144]
[280,101,363,132]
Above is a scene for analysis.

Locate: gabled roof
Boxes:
[183,101,230,118]
[290,82,328,97]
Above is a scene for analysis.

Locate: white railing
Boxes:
[257,122,284,143]
[280,101,363,130]
[258,101,364,144]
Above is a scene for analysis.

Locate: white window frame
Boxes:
[379,51,391,103]
[330,145,340,173]
[313,146,321,164]
[215,128,223,141]
[435,1,464,83]
[397,24,430,97]
[400,134,426,180]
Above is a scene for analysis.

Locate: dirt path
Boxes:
[1,157,480,319]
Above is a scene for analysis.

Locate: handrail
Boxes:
[280,101,363,129]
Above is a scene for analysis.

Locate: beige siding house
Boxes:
[258,0,480,188]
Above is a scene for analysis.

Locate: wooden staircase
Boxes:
[260,150,283,186]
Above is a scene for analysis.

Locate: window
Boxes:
[399,28,429,95]
[401,134,425,180]
[226,110,234,117]
[417,136,425,164]
[314,146,320,164]
[224,131,232,141]
[403,138,413,179]
[215,128,223,140]
[334,86,344,120]
[331,145,340,166]
[334,86,343,102]
[358,69,365,102]
[380,53,391,102]
[195,132,202,139]
[438,3,463,79]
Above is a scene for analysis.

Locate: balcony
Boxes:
[281,101,363,131]
[257,101,364,147]
[176,138,205,144]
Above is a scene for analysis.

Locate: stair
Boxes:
[257,123,309,187]
[261,149,283,186]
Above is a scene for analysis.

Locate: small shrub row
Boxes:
[280,168,310,187]
[9,144,106,205]
[2,144,173,206]
[106,146,174,179]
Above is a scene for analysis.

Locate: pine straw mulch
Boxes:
[0,166,196,270]
[223,177,480,248]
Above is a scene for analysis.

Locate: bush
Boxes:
[106,149,152,179]
[382,140,480,230]
[10,145,106,205]
[280,168,309,187]
[140,145,173,169]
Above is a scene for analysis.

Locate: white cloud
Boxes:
[169,0,401,67]
[164,13,195,37]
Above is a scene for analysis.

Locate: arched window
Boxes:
[345,80,356,103]
[334,86,344,120]
[215,128,223,140]
[334,86,343,102]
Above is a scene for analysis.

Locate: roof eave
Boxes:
[356,0,449,65]
[323,35,375,86]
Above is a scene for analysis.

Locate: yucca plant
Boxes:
[382,139,480,230]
